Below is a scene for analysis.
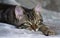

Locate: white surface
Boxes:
[0,23,59,38]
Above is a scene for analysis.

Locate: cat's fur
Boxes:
[0,3,55,36]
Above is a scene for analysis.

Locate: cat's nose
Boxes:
[30,24,38,31]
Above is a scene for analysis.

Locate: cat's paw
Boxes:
[44,30,56,36]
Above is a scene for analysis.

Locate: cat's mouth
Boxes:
[30,24,38,31]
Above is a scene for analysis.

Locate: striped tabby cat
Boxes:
[0,3,55,36]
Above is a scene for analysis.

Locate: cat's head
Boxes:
[15,4,42,31]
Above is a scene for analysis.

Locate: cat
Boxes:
[0,3,55,36]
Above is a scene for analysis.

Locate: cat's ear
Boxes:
[34,4,42,12]
[15,6,24,18]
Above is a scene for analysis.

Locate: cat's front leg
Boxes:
[38,23,55,36]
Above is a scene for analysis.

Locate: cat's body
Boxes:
[0,3,55,36]
[0,3,17,25]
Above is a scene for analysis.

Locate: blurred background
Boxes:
[0,0,60,12]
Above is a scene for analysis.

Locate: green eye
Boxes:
[19,21,32,29]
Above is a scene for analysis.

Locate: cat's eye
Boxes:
[24,21,32,26]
